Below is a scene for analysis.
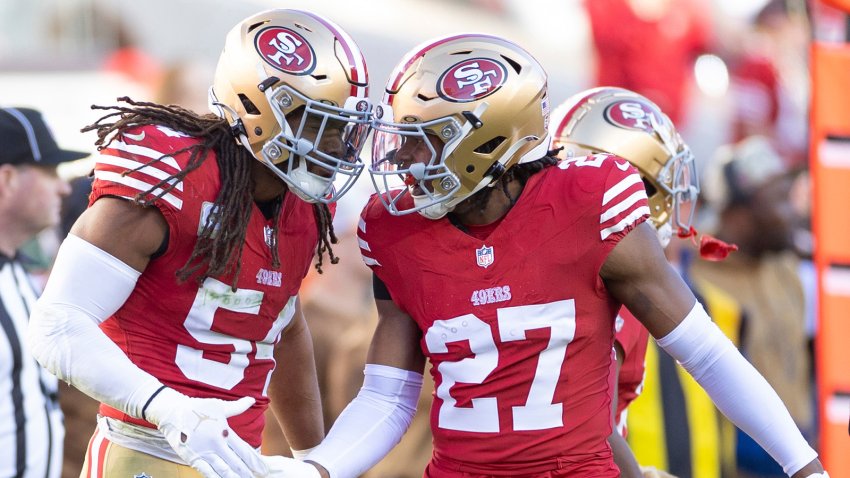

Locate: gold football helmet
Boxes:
[370,33,551,219]
[209,9,371,203]
[550,87,699,243]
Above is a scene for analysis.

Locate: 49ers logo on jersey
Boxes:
[604,100,662,134]
[256,27,316,75]
[438,58,507,103]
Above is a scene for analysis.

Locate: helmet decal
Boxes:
[603,100,661,134]
[255,27,316,75]
[437,58,507,103]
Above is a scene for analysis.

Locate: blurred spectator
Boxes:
[584,0,712,124]
[692,135,814,477]
[0,107,85,478]
[724,0,811,168]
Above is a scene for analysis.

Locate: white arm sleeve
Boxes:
[656,302,818,476]
[305,364,423,478]
[27,234,164,419]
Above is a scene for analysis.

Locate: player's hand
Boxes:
[640,466,678,478]
[143,387,268,478]
[262,455,323,478]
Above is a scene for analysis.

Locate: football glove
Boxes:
[143,387,268,478]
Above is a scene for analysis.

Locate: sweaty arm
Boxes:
[601,222,824,478]
[27,197,266,478]
[267,298,325,453]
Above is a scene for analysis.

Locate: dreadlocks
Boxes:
[83,97,338,289]
[462,152,561,215]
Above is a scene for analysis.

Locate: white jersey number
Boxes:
[424,300,576,432]
[174,277,294,390]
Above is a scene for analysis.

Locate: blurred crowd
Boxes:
[0,0,837,477]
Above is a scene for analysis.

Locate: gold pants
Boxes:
[79,427,201,478]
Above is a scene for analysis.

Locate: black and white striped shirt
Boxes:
[0,254,63,478]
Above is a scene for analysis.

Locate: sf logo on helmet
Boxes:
[256,27,316,75]
[604,100,663,134]
[438,58,507,102]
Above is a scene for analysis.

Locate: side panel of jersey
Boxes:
[613,306,649,434]
[89,125,319,446]
[358,155,649,475]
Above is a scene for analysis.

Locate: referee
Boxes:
[0,107,86,478]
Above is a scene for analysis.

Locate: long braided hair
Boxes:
[84,97,338,290]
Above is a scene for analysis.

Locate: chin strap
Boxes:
[677,226,739,262]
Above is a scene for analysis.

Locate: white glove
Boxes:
[263,455,321,478]
[143,387,268,478]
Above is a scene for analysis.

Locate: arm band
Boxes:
[27,234,164,419]
[305,364,423,478]
[656,302,818,476]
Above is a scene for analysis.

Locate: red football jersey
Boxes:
[359,155,649,475]
[88,125,320,447]
[613,307,649,436]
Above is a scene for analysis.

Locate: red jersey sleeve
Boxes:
[89,125,194,212]
[557,153,650,247]
[89,125,217,248]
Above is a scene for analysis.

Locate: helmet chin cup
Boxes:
[286,160,333,203]
[414,195,452,220]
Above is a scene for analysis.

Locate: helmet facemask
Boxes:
[368,34,551,220]
[370,104,488,219]
[208,9,371,204]
[257,83,370,203]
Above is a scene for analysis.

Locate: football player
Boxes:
[26,9,370,478]
[549,86,700,478]
[265,34,826,478]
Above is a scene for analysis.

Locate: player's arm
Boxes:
[267,296,324,455]
[262,293,426,478]
[600,221,826,478]
[28,197,168,409]
[609,342,644,478]
[306,297,426,478]
[27,197,267,478]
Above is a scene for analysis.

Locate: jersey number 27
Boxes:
[425,299,576,433]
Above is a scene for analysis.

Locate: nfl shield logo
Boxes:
[264,225,275,249]
[476,245,494,268]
